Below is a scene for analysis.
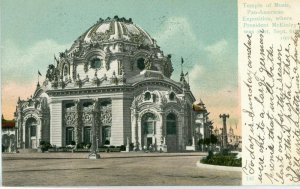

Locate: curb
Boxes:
[196,161,242,172]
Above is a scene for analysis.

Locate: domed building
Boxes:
[14,16,204,152]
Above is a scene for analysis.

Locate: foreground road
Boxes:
[2,152,241,186]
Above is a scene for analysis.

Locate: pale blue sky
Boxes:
[1,0,239,129]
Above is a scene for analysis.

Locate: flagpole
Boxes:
[181,57,183,73]
[37,70,42,85]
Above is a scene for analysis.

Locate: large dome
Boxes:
[79,16,154,46]
[44,16,176,90]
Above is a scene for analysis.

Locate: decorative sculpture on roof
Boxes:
[130,33,145,44]
[163,60,173,78]
[46,64,60,82]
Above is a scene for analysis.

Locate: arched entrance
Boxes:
[2,134,9,152]
[141,112,157,150]
[166,113,177,152]
[25,118,38,149]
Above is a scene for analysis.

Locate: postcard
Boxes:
[0,0,299,187]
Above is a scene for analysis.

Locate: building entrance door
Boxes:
[25,117,38,149]
[30,125,37,149]
[141,113,157,150]
[102,126,111,145]
[147,137,153,150]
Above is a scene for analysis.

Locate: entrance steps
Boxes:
[18,149,37,153]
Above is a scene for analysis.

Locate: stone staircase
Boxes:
[18,149,38,153]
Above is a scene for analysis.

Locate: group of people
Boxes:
[143,144,154,152]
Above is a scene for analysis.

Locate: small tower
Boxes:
[193,99,210,151]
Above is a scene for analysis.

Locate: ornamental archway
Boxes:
[25,117,38,149]
[141,112,158,150]
[166,113,178,152]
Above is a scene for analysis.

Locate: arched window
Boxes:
[166,113,177,135]
[26,118,37,137]
[169,92,175,101]
[137,58,145,70]
[63,65,68,77]
[142,113,156,135]
[90,58,101,69]
[144,92,151,101]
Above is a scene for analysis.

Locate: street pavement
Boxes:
[2,152,241,186]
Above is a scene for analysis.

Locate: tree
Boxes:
[210,134,218,144]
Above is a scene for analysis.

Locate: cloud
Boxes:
[154,17,198,49]
[153,17,202,75]
[1,39,70,119]
[2,39,70,85]
[193,38,237,92]
[152,18,239,134]
[187,39,240,135]
[205,39,228,54]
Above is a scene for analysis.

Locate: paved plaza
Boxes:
[2,152,241,186]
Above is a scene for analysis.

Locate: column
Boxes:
[159,112,164,147]
[138,118,142,150]
[131,108,137,149]
[111,98,123,145]
[179,112,185,151]
[50,100,62,147]
[88,98,100,159]
[22,122,26,149]
[74,99,81,148]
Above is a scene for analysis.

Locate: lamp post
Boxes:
[88,99,100,159]
[219,114,229,150]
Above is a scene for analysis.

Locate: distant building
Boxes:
[213,125,241,150]
[192,100,212,150]
[2,115,16,152]
[227,126,242,149]
[13,16,209,152]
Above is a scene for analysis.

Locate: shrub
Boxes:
[120,145,126,151]
[201,152,242,167]
[207,150,214,160]
[70,141,76,145]
[44,141,52,149]
[40,141,52,152]
[220,148,230,156]
[77,142,85,149]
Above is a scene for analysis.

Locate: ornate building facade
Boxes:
[14,16,204,152]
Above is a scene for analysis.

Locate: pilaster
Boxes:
[50,100,62,147]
